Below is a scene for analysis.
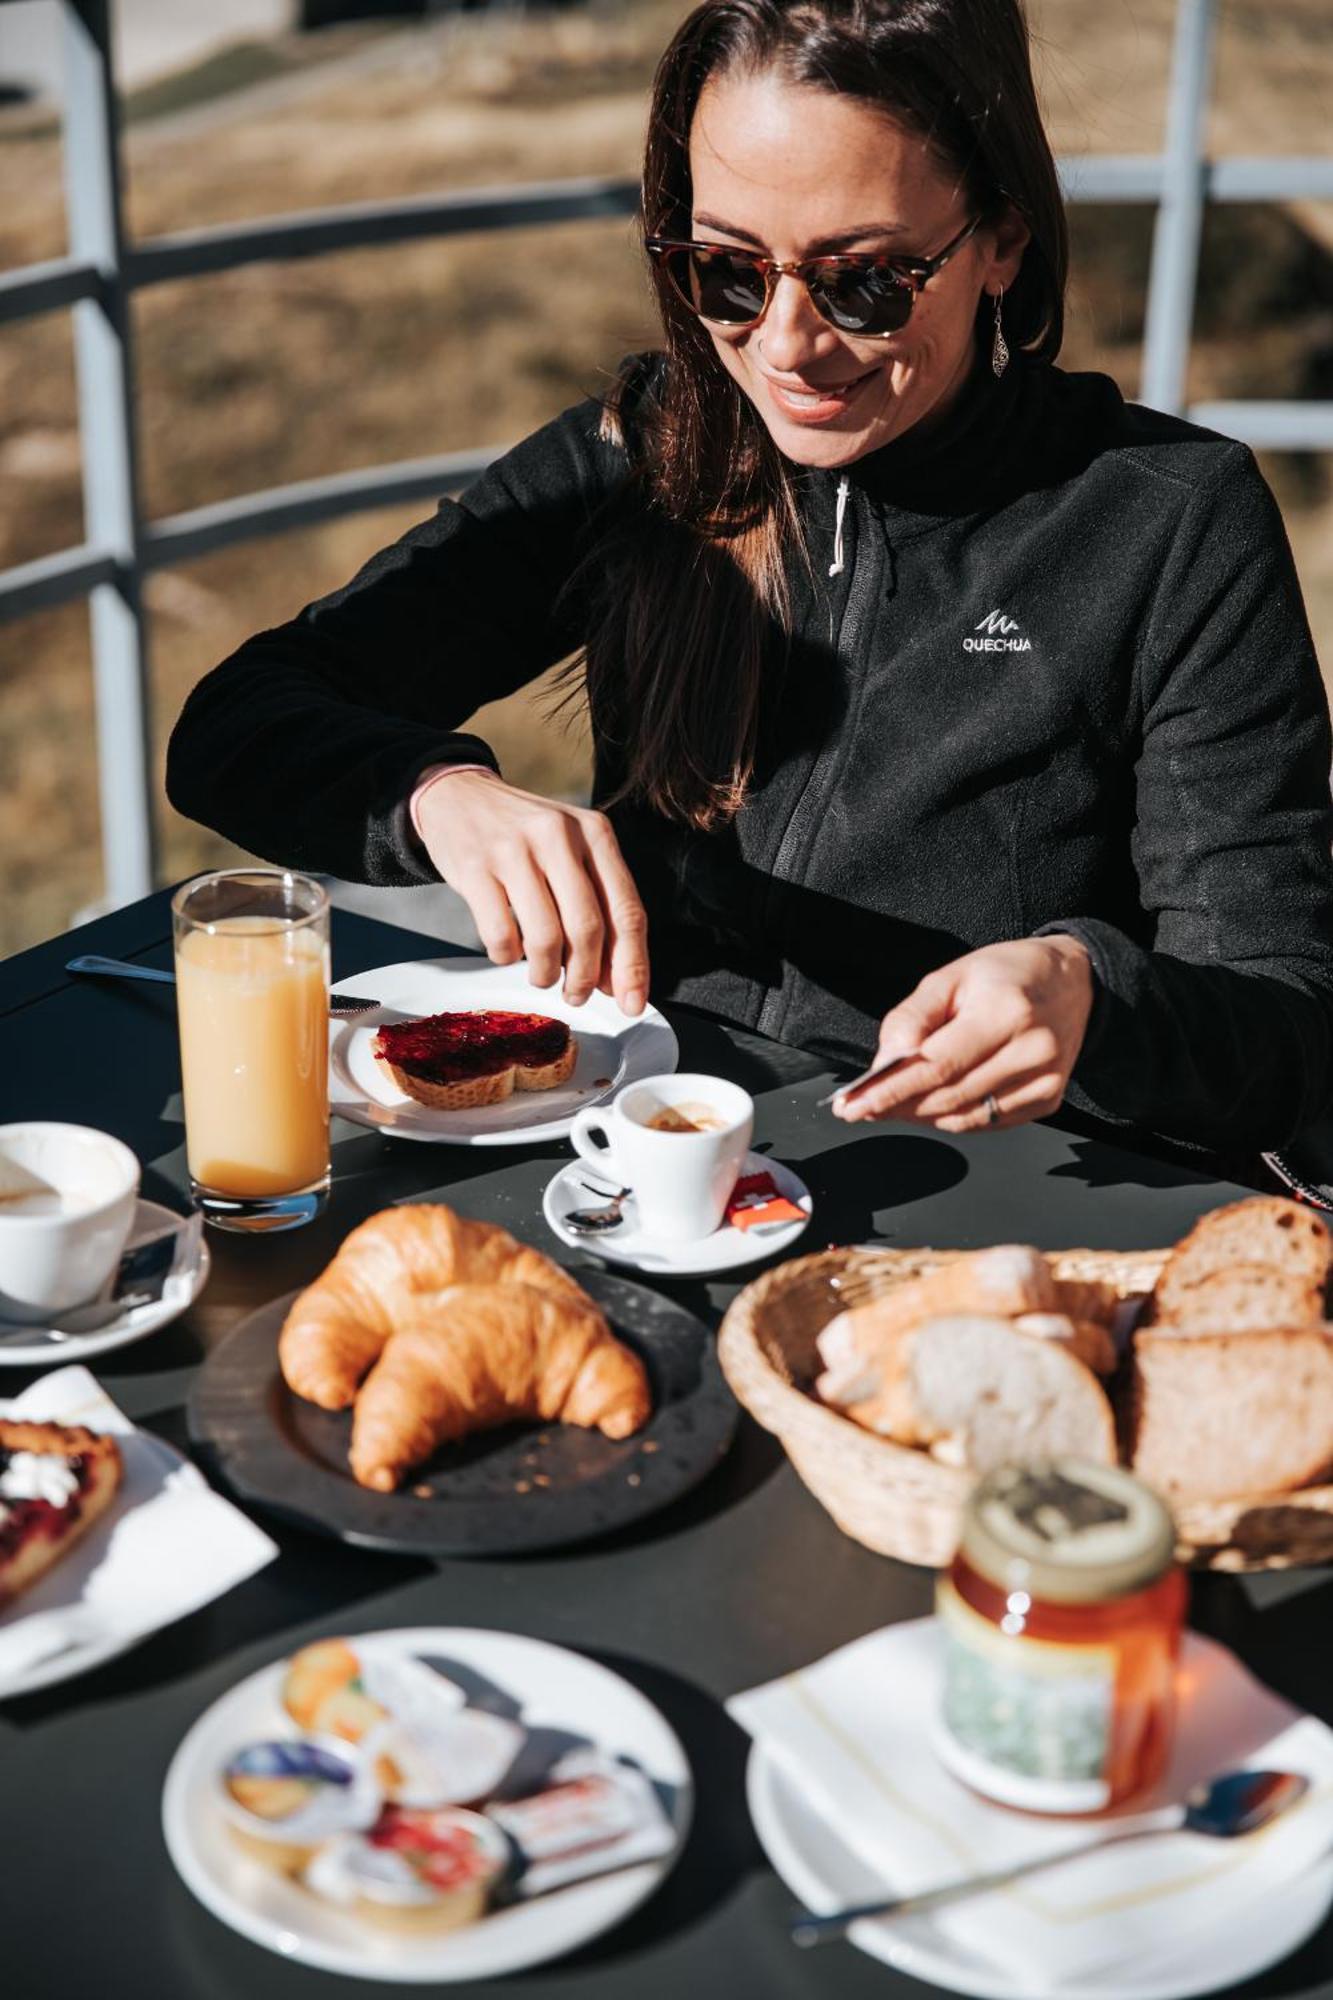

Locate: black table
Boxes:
[3,893,1331,2000]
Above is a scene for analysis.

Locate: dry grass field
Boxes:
[0,0,1330,954]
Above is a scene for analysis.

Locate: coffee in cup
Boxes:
[569,1074,754,1241]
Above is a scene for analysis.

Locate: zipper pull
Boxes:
[828,476,849,578]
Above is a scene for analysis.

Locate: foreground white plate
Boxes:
[163,1625,691,1981]
[748,1744,1333,2000]
[543,1152,812,1275]
[329,960,679,1146]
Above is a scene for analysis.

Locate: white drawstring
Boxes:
[828,476,849,578]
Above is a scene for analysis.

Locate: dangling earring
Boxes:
[991,287,1009,379]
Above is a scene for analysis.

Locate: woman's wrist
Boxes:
[409,762,499,844]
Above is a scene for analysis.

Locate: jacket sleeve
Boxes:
[165,391,627,886]
[1037,445,1333,1154]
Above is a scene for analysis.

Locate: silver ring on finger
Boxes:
[985,1092,1002,1127]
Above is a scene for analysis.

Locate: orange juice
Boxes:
[175,918,329,1197]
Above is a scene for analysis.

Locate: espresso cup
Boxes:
[0,1122,140,1322]
[569,1074,754,1241]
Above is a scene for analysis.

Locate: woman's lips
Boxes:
[762,367,877,424]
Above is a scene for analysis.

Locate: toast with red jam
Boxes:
[373,1010,577,1112]
[0,1420,123,1604]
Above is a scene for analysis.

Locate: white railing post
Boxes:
[1141,0,1218,415]
[62,0,156,906]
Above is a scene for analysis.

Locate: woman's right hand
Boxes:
[413,769,650,1015]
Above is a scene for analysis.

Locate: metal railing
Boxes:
[1,0,1331,912]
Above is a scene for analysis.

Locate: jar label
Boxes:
[935,1580,1115,1813]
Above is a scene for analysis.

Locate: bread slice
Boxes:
[373,1011,577,1112]
[1052,1277,1121,1327]
[1012,1313,1118,1376]
[908,1314,1116,1472]
[814,1246,1057,1396]
[1148,1197,1331,1323]
[0,1420,123,1604]
[1145,1264,1325,1336]
[1126,1327,1333,1501]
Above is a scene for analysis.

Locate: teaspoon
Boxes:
[791,1768,1310,1946]
[563,1181,633,1233]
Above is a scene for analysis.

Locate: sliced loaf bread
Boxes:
[1126,1326,1333,1501]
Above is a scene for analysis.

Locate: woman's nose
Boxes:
[756,271,840,372]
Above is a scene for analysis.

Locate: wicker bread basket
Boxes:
[717,1245,1333,1573]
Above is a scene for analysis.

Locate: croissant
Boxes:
[349,1282,653,1491]
[278,1203,590,1410]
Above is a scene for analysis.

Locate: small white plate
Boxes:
[748,1745,1333,2000]
[329,959,679,1146]
[0,1366,277,1699]
[162,1625,692,1982]
[0,1199,210,1367]
[543,1151,812,1275]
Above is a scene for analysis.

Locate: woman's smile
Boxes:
[758,365,880,424]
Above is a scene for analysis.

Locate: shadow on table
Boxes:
[1191,1569,1333,1727]
[793,1131,969,1243]
[1047,1134,1221,1194]
[522,1647,768,1976]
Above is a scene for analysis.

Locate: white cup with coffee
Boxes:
[0,1122,140,1322]
[569,1074,754,1241]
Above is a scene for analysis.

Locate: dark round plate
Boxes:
[186,1270,738,1556]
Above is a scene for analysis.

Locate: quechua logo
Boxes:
[965,610,1032,653]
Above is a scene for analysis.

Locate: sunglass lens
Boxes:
[668,248,767,325]
[813,265,914,335]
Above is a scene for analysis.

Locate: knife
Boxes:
[66,954,379,1015]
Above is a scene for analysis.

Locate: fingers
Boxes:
[540,838,607,1007]
[896,1023,1063,1123]
[582,816,650,1015]
[455,869,522,967]
[873,968,956,1063]
[933,1066,1066,1133]
[500,853,567,992]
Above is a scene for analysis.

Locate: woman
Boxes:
[167,0,1333,1174]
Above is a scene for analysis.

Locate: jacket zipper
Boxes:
[757,481,879,1040]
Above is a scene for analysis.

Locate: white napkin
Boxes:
[0,1365,277,1696]
[729,1618,1333,1993]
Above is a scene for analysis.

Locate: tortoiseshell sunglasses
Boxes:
[646,214,982,337]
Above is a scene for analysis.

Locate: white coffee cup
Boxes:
[570,1074,754,1241]
[0,1123,140,1323]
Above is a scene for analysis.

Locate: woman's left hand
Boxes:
[834,936,1095,1132]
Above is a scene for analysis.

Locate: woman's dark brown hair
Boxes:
[576,0,1068,830]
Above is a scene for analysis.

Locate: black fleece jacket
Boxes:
[166,354,1333,1161]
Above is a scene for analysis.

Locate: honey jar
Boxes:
[935,1459,1186,1815]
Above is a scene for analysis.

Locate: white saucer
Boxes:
[162,1625,691,1982]
[748,1745,1333,2000]
[328,958,679,1146]
[0,1199,209,1367]
[543,1150,812,1274]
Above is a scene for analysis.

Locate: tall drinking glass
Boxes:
[172,869,330,1232]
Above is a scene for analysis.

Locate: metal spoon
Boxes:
[67,953,379,1015]
[563,1181,633,1233]
[790,1768,1310,1947]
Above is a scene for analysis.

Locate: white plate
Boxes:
[163,1625,692,1981]
[748,1744,1333,2000]
[543,1151,812,1275]
[0,1365,276,1698]
[0,1200,209,1367]
[329,960,679,1146]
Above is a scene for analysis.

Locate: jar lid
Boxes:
[959,1460,1177,1604]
